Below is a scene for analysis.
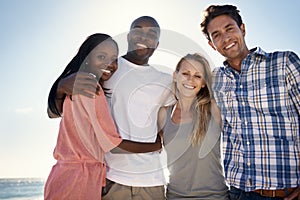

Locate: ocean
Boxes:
[0,178,44,200]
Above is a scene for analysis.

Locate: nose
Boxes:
[186,75,194,82]
[222,32,231,43]
[106,60,117,70]
[137,32,148,42]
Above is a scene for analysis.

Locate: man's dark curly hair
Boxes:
[200,5,243,41]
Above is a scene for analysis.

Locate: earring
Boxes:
[81,61,88,71]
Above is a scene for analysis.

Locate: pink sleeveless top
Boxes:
[44,90,122,200]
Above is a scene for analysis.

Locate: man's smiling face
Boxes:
[207,14,247,64]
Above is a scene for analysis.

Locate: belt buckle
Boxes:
[272,190,276,197]
[260,189,276,197]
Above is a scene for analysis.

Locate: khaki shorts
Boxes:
[102,179,165,200]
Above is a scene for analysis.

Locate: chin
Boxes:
[102,75,113,81]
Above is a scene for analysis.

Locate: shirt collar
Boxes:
[252,47,268,57]
[222,47,268,72]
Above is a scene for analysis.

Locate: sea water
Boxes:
[0,178,44,200]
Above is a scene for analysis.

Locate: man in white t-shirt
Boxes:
[47,16,174,200]
[102,16,174,200]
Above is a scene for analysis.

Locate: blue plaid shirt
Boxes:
[213,47,300,191]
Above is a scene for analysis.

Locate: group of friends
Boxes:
[44,4,300,200]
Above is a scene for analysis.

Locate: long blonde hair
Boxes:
[175,53,213,146]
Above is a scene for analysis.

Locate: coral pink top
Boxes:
[44,90,122,200]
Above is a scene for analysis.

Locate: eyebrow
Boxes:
[132,25,142,29]
[224,23,235,29]
[132,26,159,34]
[210,22,235,37]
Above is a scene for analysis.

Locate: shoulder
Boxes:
[150,65,172,76]
[254,47,299,61]
[153,67,173,81]
[158,106,168,118]
[212,66,224,74]
[261,50,300,73]
[159,71,173,84]
[148,65,173,84]
[212,66,226,80]
[70,93,104,108]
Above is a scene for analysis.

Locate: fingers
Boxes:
[61,72,100,97]
[155,134,161,143]
[283,187,300,200]
[74,90,97,98]
[72,83,98,97]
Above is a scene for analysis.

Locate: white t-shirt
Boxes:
[103,57,175,187]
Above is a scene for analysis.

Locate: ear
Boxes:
[127,32,130,43]
[173,71,177,82]
[155,41,159,50]
[208,40,216,50]
[240,23,246,37]
[84,57,90,66]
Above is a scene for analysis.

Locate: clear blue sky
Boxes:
[0,0,299,179]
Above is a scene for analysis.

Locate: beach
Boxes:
[0,178,44,200]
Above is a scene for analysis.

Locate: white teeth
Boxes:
[101,69,111,73]
[183,84,194,89]
[225,43,235,50]
[137,43,147,48]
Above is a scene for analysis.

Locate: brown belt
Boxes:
[253,188,296,198]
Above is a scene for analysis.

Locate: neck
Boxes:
[226,59,243,72]
[172,99,194,124]
[177,97,194,112]
[123,54,149,66]
[226,47,250,72]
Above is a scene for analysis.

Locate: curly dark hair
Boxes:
[200,5,243,41]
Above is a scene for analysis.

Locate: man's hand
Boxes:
[284,186,300,200]
[47,72,100,118]
[58,72,100,98]
[155,131,163,153]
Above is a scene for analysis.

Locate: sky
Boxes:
[0,0,299,179]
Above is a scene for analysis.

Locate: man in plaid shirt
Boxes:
[201,4,300,200]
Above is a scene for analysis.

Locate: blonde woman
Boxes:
[158,53,229,199]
